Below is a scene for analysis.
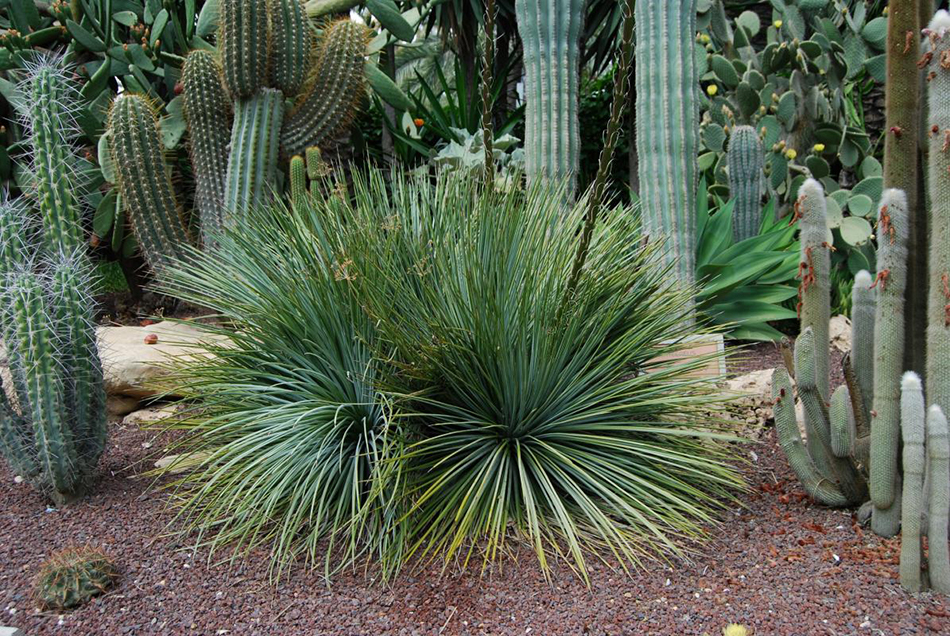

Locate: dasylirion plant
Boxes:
[0,202,107,506]
[636,0,700,315]
[514,0,586,195]
[33,546,118,610]
[727,125,764,242]
[108,0,370,267]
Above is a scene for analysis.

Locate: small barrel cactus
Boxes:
[34,546,117,610]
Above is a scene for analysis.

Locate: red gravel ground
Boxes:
[1,358,949,635]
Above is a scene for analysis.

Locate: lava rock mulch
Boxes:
[1,412,949,634]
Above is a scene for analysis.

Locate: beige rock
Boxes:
[107,394,141,417]
[153,450,212,474]
[98,321,227,398]
[121,403,186,427]
[830,314,852,352]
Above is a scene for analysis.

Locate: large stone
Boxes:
[829,314,852,352]
[98,321,227,398]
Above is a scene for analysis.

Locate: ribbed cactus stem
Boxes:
[221,0,270,99]
[290,155,306,207]
[270,0,312,96]
[870,189,908,514]
[27,62,83,254]
[927,404,950,593]
[851,269,875,421]
[727,125,764,242]
[281,19,368,157]
[771,367,848,506]
[635,0,699,310]
[926,11,950,430]
[181,50,232,246]
[108,94,194,272]
[225,89,285,221]
[515,0,585,196]
[899,372,926,593]
[796,179,831,436]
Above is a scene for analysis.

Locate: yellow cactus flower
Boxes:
[773,20,783,28]
[785,148,798,160]
[813,143,826,153]
[706,84,718,96]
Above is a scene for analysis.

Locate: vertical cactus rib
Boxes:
[225,89,286,220]
[771,367,849,507]
[281,19,367,157]
[899,372,926,593]
[26,62,83,254]
[926,11,950,428]
[514,0,586,196]
[182,51,232,246]
[727,125,764,242]
[108,94,195,273]
[851,270,876,421]
[290,155,306,207]
[221,0,270,99]
[927,404,950,593]
[270,0,313,97]
[635,0,699,309]
[870,190,909,515]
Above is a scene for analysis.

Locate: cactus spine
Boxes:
[221,0,270,99]
[514,0,585,196]
[181,51,232,245]
[108,94,195,272]
[727,125,764,242]
[25,60,83,254]
[900,372,926,592]
[280,18,369,158]
[870,190,909,536]
[927,404,950,593]
[926,11,950,429]
[269,0,313,96]
[635,0,699,309]
[224,89,285,220]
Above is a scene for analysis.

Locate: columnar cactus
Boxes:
[727,125,764,242]
[23,58,83,254]
[181,51,232,245]
[221,0,270,99]
[0,250,107,506]
[899,372,926,592]
[270,0,313,96]
[926,11,950,425]
[108,94,195,272]
[927,404,950,593]
[796,179,831,408]
[224,89,286,219]
[514,0,586,196]
[635,0,699,310]
[851,269,876,420]
[870,189,909,537]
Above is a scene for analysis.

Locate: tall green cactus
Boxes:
[899,371,926,592]
[851,269,875,420]
[0,252,106,506]
[181,51,232,245]
[927,404,950,593]
[870,189,909,537]
[25,59,83,254]
[514,0,585,195]
[636,0,699,308]
[108,94,195,272]
[796,179,831,413]
[224,89,285,219]
[926,10,950,426]
[727,125,764,242]
[221,0,270,99]
[269,0,313,96]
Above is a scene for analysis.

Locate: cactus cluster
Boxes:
[108,0,369,268]
[636,0,700,311]
[33,546,118,610]
[514,0,586,196]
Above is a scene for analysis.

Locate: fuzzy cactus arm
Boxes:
[850,269,876,421]
[26,61,83,254]
[181,50,232,246]
[870,190,909,511]
[771,367,849,507]
[270,0,313,97]
[221,0,270,99]
[795,179,831,402]
[899,371,926,593]
[280,19,367,157]
[727,125,764,242]
[225,89,285,220]
[829,385,855,459]
[926,404,950,593]
[515,0,586,195]
[926,11,950,425]
[635,0,699,307]
[108,94,195,272]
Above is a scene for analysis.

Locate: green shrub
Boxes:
[158,170,744,582]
